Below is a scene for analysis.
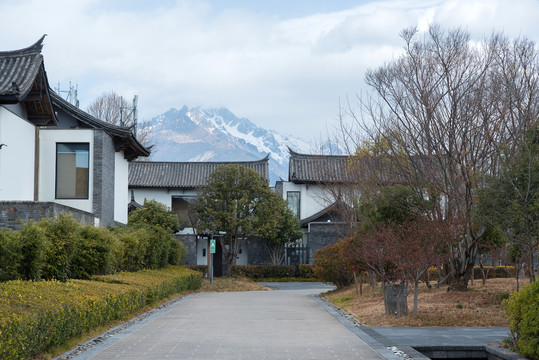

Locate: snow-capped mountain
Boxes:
[143,106,312,184]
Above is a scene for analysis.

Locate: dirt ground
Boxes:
[323,278,525,327]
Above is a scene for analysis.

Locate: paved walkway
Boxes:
[61,282,512,360]
[70,283,383,360]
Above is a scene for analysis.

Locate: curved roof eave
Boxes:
[50,91,150,159]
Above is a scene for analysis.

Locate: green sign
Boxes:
[210,239,216,254]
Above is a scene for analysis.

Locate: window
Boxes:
[56,143,89,199]
[287,191,300,219]
[172,195,197,226]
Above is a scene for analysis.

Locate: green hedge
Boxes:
[230,265,317,279]
[0,213,186,283]
[504,281,539,359]
[185,265,208,276]
[427,266,514,281]
[0,266,202,360]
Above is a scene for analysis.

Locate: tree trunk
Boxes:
[447,276,469,292]
[424,270,431,289]
[529,250,536,283]
[353,271,360,297]
[222,244,237,277]
[479,261,490,286]
[447,247,477,291]
[382,279,389,315]
[413,280,419,317]
[369,270,377,291]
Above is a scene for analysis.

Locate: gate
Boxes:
[285,245,310,266]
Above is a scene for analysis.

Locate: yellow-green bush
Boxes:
[0,266,202,360]
[504,281,539,359]
[426,266,514,281]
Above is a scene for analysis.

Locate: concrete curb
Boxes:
[313,295,401,360]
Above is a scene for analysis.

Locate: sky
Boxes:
[1,0,539,144]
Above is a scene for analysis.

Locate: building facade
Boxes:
[275,149,355,263]
[128,156,271,271]
[0,36,150,229]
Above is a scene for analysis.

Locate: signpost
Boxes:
[210,239,216,285]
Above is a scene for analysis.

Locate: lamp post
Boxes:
[209,236,216,285]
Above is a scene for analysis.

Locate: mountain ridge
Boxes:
[144,106,313,184]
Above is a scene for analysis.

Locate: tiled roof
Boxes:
[50,91,150,160]
[129,156,270,189]
[0,35,57,126]
[288,148,353,184]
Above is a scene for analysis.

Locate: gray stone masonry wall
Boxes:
[0,201,96,230]
[174,234,271,266]
[307,222,351,263]
[246,237,271,265]
[93,130,116,226]
[175,234,197,265]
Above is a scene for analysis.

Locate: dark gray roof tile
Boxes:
[0,36,45,100]
[288,148,353,183]
[0,35,57,126]
[129,156,269,189]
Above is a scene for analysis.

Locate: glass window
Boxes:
[56,143,89,199]
[172,195,197,227]
[287,191,300,219]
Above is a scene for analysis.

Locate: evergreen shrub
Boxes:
[0,266,201,359]
[0,229,21,281]
[504,281,539,359]
[231,265,295,278]
[312,242,354,289]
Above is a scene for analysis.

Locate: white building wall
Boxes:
[195,238,248,265]
[196,237,208,265]
[0,107,36,200]
[38,129,94,213]
[130,188,199,209]
[280,182,333,220]
[114,151,129,224]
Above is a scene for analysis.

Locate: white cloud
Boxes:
[1,0,538,142]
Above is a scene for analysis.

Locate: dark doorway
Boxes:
[213,240,223,277]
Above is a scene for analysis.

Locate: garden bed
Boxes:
[0,266,202,359]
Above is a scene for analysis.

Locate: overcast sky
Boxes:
[1,0,538,143]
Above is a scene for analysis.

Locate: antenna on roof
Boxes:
[120,95,138,136]
[55,81,79,107]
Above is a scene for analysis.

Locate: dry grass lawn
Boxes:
[198,276,270,292]
[324,278,524,327]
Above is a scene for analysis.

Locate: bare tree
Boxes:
[87,91,153,149]
[87,91,127,126]
[340,25,538,291]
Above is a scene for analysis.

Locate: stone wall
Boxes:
[0,201,97,230]
[307,222,350,263]
[246,237,271,265]
[93,130,116,227]
[175,234,197,265]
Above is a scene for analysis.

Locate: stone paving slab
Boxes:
[369,326,510,347]
[70,283,384,360]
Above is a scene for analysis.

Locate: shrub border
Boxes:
[0,266,202,359]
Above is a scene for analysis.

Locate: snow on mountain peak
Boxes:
[146,106,313,183]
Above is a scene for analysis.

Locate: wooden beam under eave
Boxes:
[27,115,55,126]
[23,91,45,102]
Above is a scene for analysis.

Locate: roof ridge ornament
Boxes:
[0,34,47,57]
